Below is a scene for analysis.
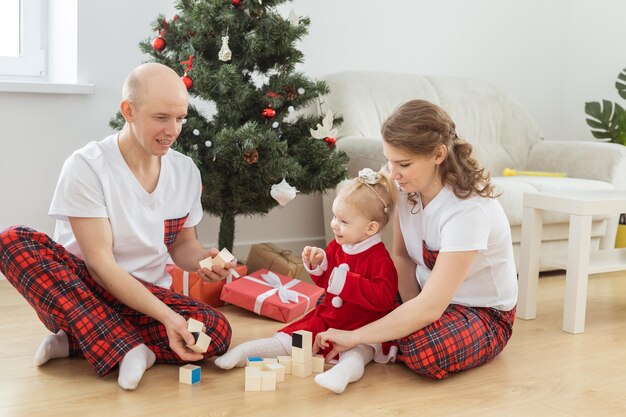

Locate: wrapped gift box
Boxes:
[168,264,247,307]
[220,268,324,323]
[245,242,306,281]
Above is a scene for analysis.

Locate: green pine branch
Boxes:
[111,0,348,251]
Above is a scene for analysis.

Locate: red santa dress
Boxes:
[278,234,398,362]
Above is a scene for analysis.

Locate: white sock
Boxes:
[314,344,374,394]
[34,330,70,366]
[214,336,288,370]
[117,344,156,390]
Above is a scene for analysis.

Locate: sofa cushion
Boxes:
[316,70,624,269]
[493,176,615,226]
[336,137,387,176]
[324,72,544,177]
[321,72,439,140]
[424,76,542,177]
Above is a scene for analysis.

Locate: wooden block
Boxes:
[291,346,311,364]
[292,330,312,350]
[262,358,277,365]
[179,364,201,385]
[292,331,312,363]
[246,357,264,368]
[188,332,211,353]
[187,318,204,333]
[312,355,325,373]
[261,371,276,391]
[213,248,234,267]
[263,363,285,382]
[245,367,261,391]
[276,356,292,374]
[292,360,312,378]
[199,256,214,270]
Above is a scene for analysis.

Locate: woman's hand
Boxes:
[163,312,205,362]
[314,328,359,362]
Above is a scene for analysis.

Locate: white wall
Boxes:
[0,0,175,236]
[1,0,625,262]
[301,0,626,143]
[563,0,626,141]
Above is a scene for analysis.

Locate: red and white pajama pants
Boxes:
[0,226,231,377]
[397,302,515,379]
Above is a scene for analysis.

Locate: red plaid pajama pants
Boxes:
[397,302,515,379]
[0,226,232,377]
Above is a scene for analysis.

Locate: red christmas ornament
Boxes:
[266,91,281,99]
[180,55,194,90]
[324,137,337,147]
[231,0,242,7]
[152,36,166,51]
[152,29,167,51]
[261,108,276,119]
[182,74,193,90]
[172,15,179,21]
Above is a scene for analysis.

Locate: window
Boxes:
[0,0,92,94]
[0,0,47,79]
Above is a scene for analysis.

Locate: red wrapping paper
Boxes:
[220,268,324,322]
[168,264,247,307]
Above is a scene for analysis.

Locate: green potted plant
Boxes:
[585,67,626,145]
[585,67,626,247]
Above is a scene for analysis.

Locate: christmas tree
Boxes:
[111,0,348,251]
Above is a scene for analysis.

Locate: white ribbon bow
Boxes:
[226,267,240,284]
[183,271,190,296]
[243,271,310,315]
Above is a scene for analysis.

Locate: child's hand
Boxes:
[302,246,325,269]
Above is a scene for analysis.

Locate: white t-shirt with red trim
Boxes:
[49,134,203,288]
[397,186,517,311]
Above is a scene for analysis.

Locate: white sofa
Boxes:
[313,71,626,271]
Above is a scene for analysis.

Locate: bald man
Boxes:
[0,63,233,390]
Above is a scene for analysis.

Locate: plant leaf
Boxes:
[601,99,613,119]
[613,103,626,145]
[585,119,605,129]
[584,100,619,142]
[590,131,613,139]
[617,67,626,100]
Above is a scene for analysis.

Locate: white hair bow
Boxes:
[358,168,381,185]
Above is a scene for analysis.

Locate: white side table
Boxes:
[517,190,626,333]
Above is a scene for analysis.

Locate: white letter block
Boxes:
[263,363,285,382]
[292,360,312,378]
[187,318,204,333]
[261,371,276,391]
[213,248,234,267]
[277,356,292,374]
[245,367,262,391]
[188,332,211,353]
[312,355,325,373]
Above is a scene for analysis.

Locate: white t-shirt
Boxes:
[397,186,517,311]
[49,134,203,288]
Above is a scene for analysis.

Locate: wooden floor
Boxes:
[1,271,625,417]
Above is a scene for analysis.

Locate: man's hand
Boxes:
[197,248,237,283]
[163,312,205,361]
